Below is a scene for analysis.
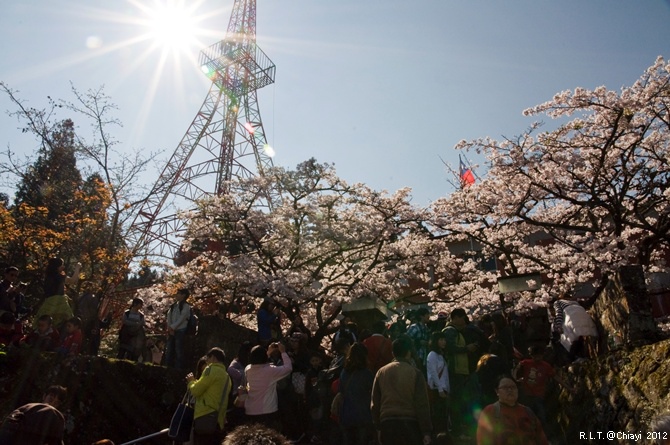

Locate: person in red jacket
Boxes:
[19,315,61,352]
[59,316,83,357]
[514,345,574,432]
[362,320,394,374]
[476,376,548,445]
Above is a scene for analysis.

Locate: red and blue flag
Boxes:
[459,155,475,188]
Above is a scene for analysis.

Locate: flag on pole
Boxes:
[459,155,475,188]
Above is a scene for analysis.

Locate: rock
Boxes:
[545,339,670,444]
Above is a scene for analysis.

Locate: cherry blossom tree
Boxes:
[431,57,670,327]
[143,159,444,343]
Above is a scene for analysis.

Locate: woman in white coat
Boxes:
[243,342,293,431]
[426,331,450,435]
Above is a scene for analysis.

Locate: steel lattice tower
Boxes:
[128,0,276,260]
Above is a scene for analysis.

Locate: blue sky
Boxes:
[1,0,669,206]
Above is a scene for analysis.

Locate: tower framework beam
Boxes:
[127,0,276,261]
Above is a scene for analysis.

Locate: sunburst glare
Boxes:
[100,0,225,147]
[135,0,201,54]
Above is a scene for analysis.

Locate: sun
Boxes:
[147,2,197,52]
[134,0,203,55]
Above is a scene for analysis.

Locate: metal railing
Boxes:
[118,428,169,445]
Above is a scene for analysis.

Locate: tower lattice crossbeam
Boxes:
[127,0,276,261]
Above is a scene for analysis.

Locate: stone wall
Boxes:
[0,348,184,444]
[190,315,257,363]
[593,265,659,347]
[546,339,670,444]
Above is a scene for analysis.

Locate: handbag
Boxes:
[291,372,307,395]
[330,392,343,420]
[233,389,248,408]
[330,376,348,422]
[168,392,194,442]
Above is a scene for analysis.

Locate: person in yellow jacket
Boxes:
[186,347,232,445]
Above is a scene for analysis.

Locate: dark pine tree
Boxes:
[7,119,87,300]
[14,118,83,225]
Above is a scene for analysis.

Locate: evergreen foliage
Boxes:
[14,119,83,223]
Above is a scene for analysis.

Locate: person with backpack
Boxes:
[476,375,548,445]
[117,298,146,361]
[165,288,191,369]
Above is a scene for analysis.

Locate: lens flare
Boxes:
[86,36,103,49]
[263,144,275,157]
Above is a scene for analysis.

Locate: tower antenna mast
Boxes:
[127,0,276,261]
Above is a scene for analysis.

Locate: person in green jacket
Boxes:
[186,347,232,445]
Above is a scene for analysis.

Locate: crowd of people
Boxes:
[167,303,669,445]
[0,259,193,367]
[1,259,670,445]
[155,301,614,445]
[0,260,108,359]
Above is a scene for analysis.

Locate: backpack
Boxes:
[119,310,144,342]
[186,310,198,336]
